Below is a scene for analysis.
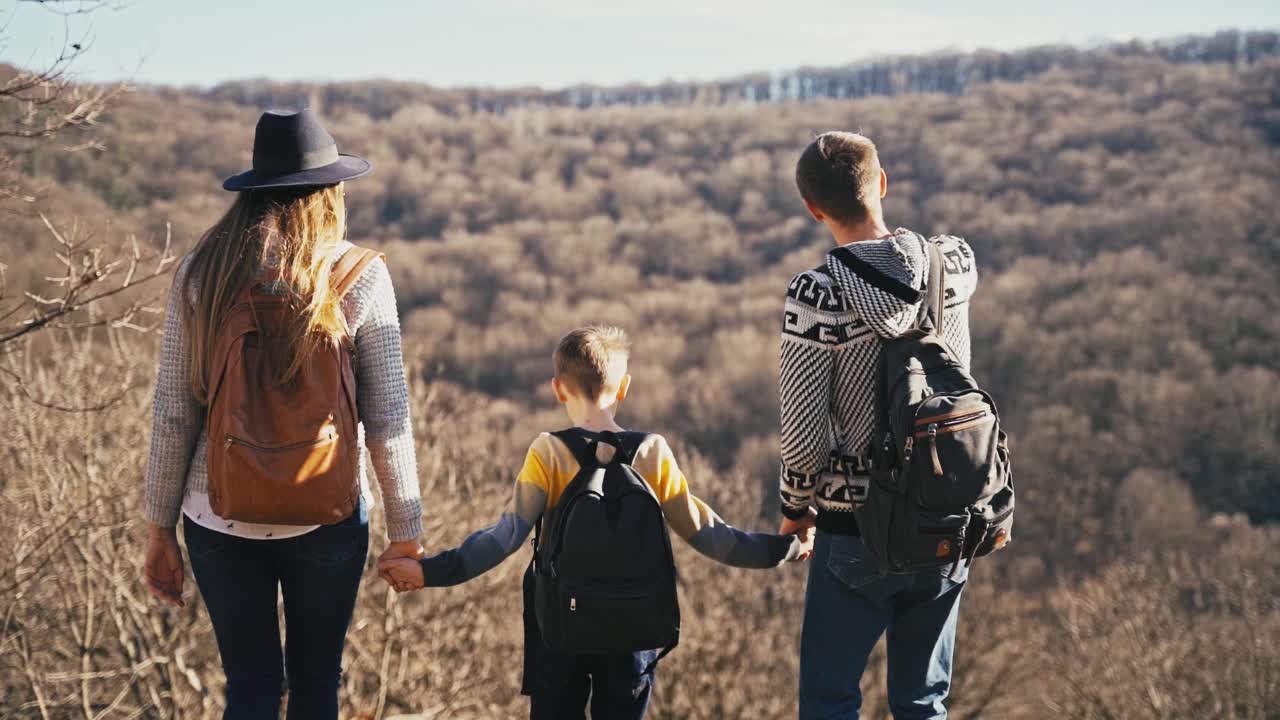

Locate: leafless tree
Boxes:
[0,0,174,410]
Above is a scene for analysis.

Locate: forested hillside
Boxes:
[2,37,1279,717]
[205,30,1280,114]
[13,42,1280,533]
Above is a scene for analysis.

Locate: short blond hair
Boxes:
[554,325,631,400]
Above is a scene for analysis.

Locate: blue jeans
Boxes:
[799,533,967,720]
[184,503,369,720]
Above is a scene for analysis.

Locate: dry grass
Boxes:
[1,330,1276,719]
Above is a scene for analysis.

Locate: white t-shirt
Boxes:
[182,489,319,540]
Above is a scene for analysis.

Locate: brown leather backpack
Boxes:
[206,245,382,525]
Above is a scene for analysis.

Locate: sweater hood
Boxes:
[824,228,934,340]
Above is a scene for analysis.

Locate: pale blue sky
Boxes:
[4,0,1277,89]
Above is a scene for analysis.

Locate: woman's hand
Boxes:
[378,557,426,593]
[143,524,185,608]
[377,540,426,588]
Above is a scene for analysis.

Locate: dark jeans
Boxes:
[183,504,369,720]
[528,646,658,720]
[799,533,967,720]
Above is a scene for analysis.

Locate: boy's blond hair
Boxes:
[554,325,631,400]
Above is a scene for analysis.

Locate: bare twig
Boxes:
[1,3,131,205]
[16,1,129,17]
[0,217,175,349]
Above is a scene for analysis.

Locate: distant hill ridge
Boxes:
[202,29,1280,117]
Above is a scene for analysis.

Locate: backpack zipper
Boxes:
[914,408,991,429]
[913,411,993,438]
[562,580,660,598]
[917,414,994,477]
[927,424,944,475]
[566,581,667,613]
[224,429,338,453]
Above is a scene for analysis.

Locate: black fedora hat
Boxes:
[222,109,372,191]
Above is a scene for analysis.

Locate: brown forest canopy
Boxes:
[6,35,1280,573]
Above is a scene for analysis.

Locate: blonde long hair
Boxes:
[182,184,349,403]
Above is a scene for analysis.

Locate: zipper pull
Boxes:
[570,597,577,612]
[224,437,233,450]
[927,423,943,476]
[903,436,914,463]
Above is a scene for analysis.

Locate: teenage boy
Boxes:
[778,132,980,719]
[382,325,811,719]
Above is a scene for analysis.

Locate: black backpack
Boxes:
[832,240,1015,578]
[532,428,680,661]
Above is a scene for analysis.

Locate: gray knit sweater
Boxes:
[143,242,424,541]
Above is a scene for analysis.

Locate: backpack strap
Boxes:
[535,429,592,566]
[829,244,923,303]
[644,640,679,676]
[550,428,600,468]
[830,238,947,334]
[331,245,384,298]
[597,430,649,466]
[536,428,613,565]
[550,429,650,468]
[920,240,947,335]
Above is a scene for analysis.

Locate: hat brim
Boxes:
[222,154,372,191]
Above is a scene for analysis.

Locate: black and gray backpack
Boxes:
[532,429,680,661]
[832,240,1015,578]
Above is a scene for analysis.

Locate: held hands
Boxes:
[790,528,816,562]
[377,540,426,593]
[780,506,818,562]
[379,557,425,593]
[143,524,185,607]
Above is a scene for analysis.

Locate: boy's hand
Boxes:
[377,540,426,587]
[780,507,818,561]
[792,526,815,562]
[378,557,425,593]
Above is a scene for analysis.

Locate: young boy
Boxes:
[380,325,811,719]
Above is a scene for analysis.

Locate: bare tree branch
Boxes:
[16,1,130,18]
[1,3,131,205]
[0,217,175,349]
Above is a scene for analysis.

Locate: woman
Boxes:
[141,109,424,719]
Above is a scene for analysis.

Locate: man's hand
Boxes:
[377,540,426,586]
[780,507,818,561]
[791,526,816,561]
[378,557,425,593]
[143,524,185,608]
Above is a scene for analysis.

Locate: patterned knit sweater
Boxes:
[143,241,424,542]
[778,229,978,535]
